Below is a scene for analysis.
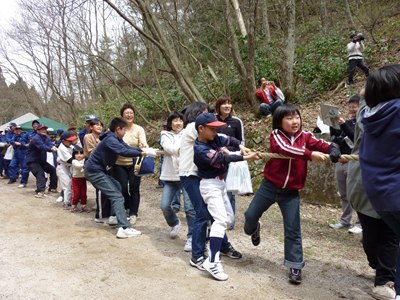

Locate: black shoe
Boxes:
[7,179,16,184]
[288,268,302,284]
[221,244,242,259]
[251,222,261,246]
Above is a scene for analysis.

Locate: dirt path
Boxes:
[0,176,374,299]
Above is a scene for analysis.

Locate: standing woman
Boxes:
[160,111,195,251]
[83,119,111,223]
[215,95,245,215]
[114,103,148,224]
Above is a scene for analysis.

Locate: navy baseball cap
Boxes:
[9,122,17,127]
[37,124,48,130]
[85,114,98,122]
[32,120,40,126]
[195,113,226,131]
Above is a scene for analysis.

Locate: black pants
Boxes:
[357,212,398,286]
[28,162,57,193]
[95,189,111,219]
[348,59,369,84]
[113,165,141,217]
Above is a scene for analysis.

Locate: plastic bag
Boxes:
[226,160,253,195]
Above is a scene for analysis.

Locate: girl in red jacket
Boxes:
[244,104,340,285]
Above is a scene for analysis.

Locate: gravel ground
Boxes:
[0,176,375,299]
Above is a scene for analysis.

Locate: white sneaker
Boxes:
[34,192,46,198]
[56,196,64,203]
[202,258,228,281]
[329,222,350,229]
[94,218,107,223]
[18,184,26,188]
[348,225,363,234]
[372,281,395,300]
[129,215,137,225]
[107,216,118,226]
[184,237,192,252]
[170,219,181,239]
[116,227,141,239]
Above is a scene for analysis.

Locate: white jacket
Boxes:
[178,122,198,177]
[160,130,182,181]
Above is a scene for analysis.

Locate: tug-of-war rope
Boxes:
[258,153,359,162]
[155,150,359,162]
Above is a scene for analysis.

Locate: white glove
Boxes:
[142,147,158,158]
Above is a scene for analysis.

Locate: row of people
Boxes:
[2,65,398,297]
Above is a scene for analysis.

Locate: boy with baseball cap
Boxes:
[193,113,259,281]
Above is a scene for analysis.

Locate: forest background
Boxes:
[0,0,399,203]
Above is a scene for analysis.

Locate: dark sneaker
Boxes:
[288,268,302,284]
[190,256,206,271]
[221,244,242,259]
[7,179,16,184]
[48,188,59,194]
[251,222,261,246]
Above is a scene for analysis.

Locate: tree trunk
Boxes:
[103,0,205,103]
[320,0,329,37]
[285,0,296,95]
[260,0,271,43]
[230,0,248,37]
[224,0,259,113]
[344,0,356,30]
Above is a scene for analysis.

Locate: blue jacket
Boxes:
[27,133,54,164]
[11,132,29,153]
[194,135,243,179]
[78,128,87,148]
[360,98,400,211]
[6,131,15,143]
[85,131,142,173]
[26,129,37,142]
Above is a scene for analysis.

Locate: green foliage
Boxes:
[295,35,346,101]
[295,34,347,101]
[254,38,283,83]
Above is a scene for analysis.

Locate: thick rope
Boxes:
[258,152,359,161]
[157,150,358,162]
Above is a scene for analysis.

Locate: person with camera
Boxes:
[255,77,285,117]
[347,33,369,85]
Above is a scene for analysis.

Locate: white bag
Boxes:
[237,160,253,195]
[226,160,253,195]
[4,146,14,160]
[276,87,285,102]
[226,161,241,193]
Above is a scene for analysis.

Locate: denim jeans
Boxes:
[85,170,130,229]
[377,211,400,295]
[160,181,194,238]
[259,100,284,116]
[181,175,231,259]
[244,179,304,269]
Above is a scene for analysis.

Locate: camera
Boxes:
[352,33,365,42]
